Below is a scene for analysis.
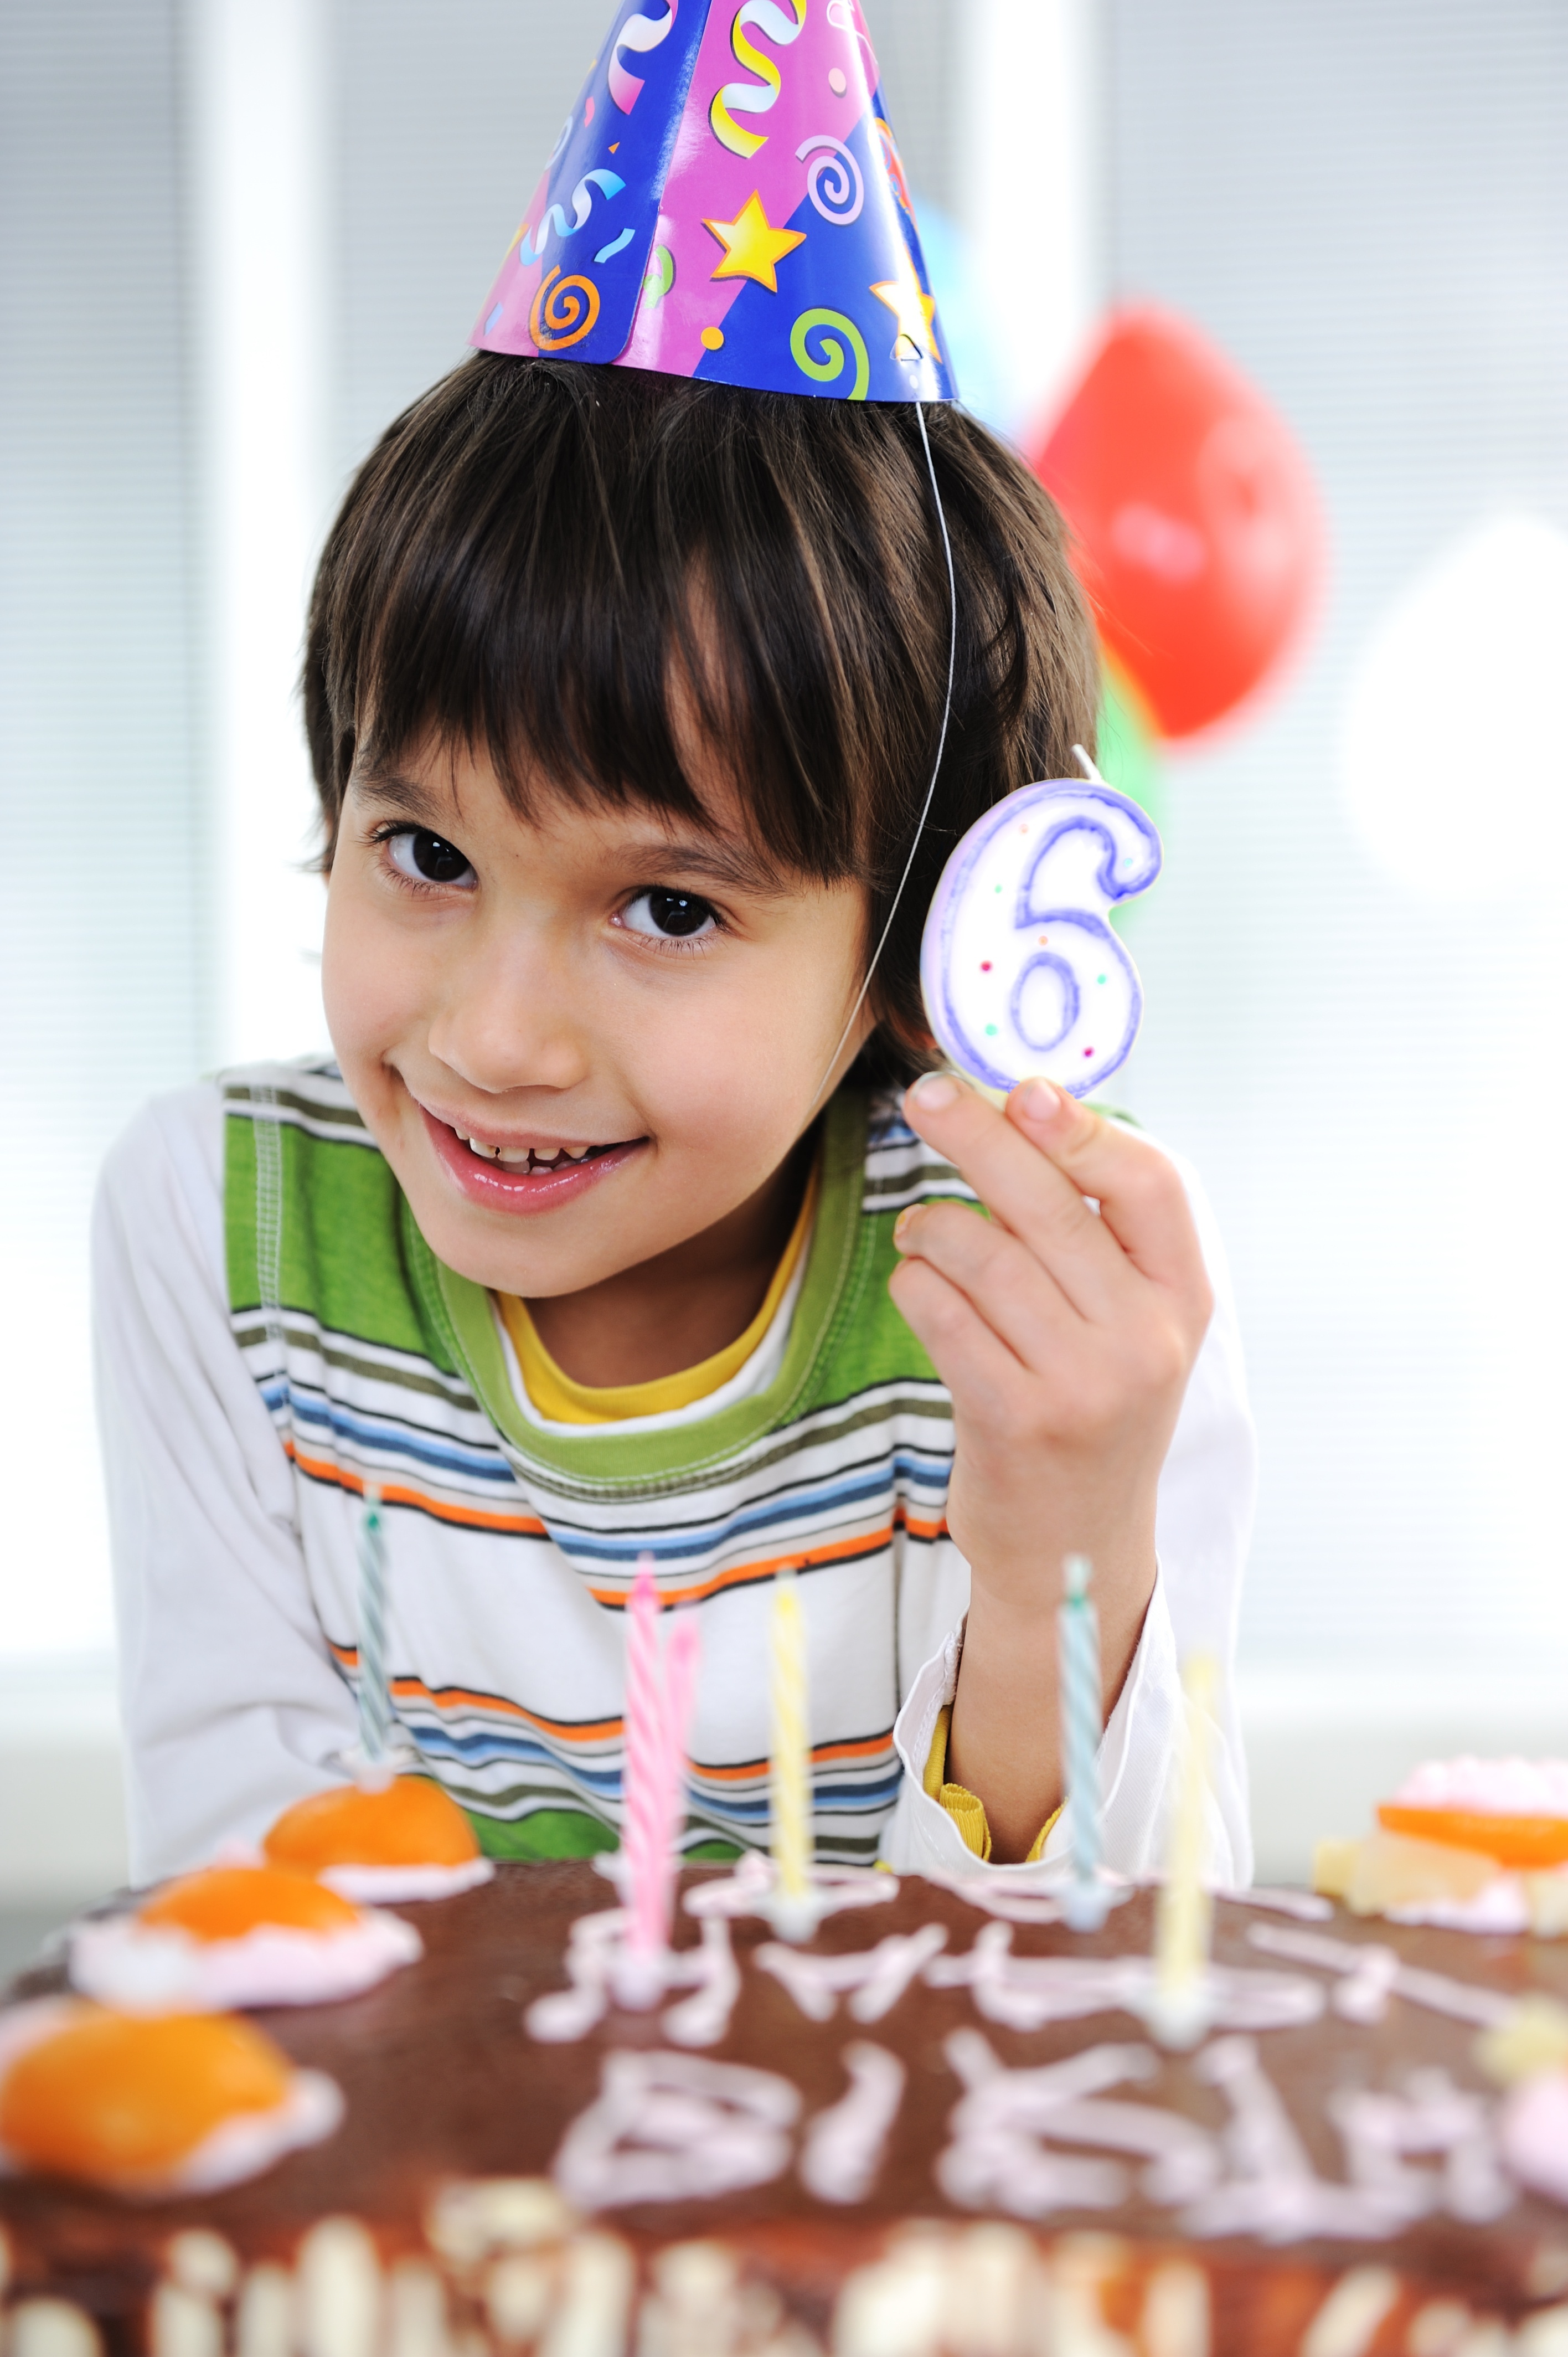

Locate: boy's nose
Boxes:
[425,953,591,1097]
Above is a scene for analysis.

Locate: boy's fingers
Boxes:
[894,1197,1082,1368]
[1006,1080,1209,1317]
[887,1253,1036,1424]
[902,1071,1209,1330]
[901,1073,1133,1321]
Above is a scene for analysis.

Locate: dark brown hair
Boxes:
[303,352,1099,1087]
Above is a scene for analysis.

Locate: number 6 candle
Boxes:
[919,753,1162,1097]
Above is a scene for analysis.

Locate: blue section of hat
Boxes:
[518,1,709,366]
[691,94,955,403]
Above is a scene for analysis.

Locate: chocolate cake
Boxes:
[5,1860,1568,2357]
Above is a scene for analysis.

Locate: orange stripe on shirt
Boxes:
[291,1447,941,1557]
[582,1505,949,1610]
[328,1645,624,1744]
[329,1643,894,1777]
[585,1526,893,1609]
[288,1443,546,1537]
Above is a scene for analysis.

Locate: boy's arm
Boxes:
[880,1082,1254,1880]
[94,1088,358,1885]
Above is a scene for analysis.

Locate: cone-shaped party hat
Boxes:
[471,1,956,404]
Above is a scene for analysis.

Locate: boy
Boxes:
[95,6,1254,1888]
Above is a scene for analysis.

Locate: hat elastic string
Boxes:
[806,399,958,1119]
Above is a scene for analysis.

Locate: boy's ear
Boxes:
[865,988,941,1077]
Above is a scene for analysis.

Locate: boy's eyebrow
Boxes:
[617,833,787,896]
[349,769,448,821]
[350,769,788,897]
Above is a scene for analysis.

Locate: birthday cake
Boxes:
[4,1860,1568,2357]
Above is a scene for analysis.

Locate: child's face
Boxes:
[321,738,872,1296]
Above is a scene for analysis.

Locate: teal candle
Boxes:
[357,1484,395,1767]
[1059,1553,1107,1930]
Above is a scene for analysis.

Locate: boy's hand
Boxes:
[889,1071,1214,1859]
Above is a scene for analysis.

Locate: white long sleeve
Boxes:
[94,1090,359,1881]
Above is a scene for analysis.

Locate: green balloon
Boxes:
[1095,668,1162,939]
[1095,667,1163,833]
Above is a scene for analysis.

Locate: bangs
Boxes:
[308,357,955,884]
[304,352,1100,1084]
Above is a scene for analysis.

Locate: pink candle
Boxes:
[662,1619,700,1816]
[622,1558,665,1958]
[620,1557,699,1972]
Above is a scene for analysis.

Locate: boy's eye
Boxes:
[620,888,718,941]
[387,829,476,887]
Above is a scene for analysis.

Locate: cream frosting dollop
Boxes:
[1391,1757,1568,1816]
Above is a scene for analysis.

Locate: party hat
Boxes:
[471,0,956,405]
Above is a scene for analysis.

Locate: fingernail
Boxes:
[910,1072,958,1111]
[1018,1078,1061,1121]
[893,1206,917,1248]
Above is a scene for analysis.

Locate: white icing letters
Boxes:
[528,1884,1530,2257]
[923,1921,1324,2037]
[553,2051,800,2212]
[1329,2072,1511,2224]
[1215,1886,1335,1924]
[525,1908,741,2049]
[683,1854,899,1924]
[1181,2037,1431,2242]
[756,1926,948,2024]
[937,2030,1219,2218]
[799,2044,906,2205]
[1245,1923,1514,2030]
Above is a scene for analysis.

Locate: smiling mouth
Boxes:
[417,1103,647,1212]
[448,1128,624,1173]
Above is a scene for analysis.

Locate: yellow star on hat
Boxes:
[870,262,941,363]
[703,192,807,292]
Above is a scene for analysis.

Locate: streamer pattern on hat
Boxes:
[471,0,956,405]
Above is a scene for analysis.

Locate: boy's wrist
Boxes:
[948,1538,1158,1863]
[945,1614,1064,1864]
[958,1497,1159,1628]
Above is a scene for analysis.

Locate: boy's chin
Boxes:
[415,1195,637,1299]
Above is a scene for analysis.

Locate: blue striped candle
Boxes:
[357,1483,395,1771]
[1059,1553,1108,1930]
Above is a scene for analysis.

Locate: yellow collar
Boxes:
[496,1159,819,1425]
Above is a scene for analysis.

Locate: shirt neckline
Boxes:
[405,1087,870,1491]
[494,1155,821,1425]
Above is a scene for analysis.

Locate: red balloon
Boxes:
[1027,306,1325,742]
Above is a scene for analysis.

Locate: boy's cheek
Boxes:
[319,889,423,1128]
[321,904,378,1058]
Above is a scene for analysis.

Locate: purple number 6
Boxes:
[919,774,1162,1098]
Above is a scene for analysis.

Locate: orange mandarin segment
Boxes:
[0,2010,291,2184]
[139,1865,360,1943]
[264,1776,479,1872]
[1378,1803,1568,1870]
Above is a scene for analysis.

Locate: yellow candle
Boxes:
[769,1567,811,1917]
[1151,1652,1218,2047]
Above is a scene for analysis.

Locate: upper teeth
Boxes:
[453,1131,594,1166]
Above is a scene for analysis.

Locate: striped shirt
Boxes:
[93,1058,1256,1887]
